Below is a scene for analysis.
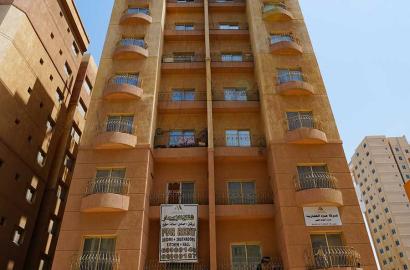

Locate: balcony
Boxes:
[158,91,207,113]
[120,8,152,25]
[212,90,260,113]
[294,172,343,206]
[164,24,205,41]
[145,261,209,270]
[153,131,208,162]
[214,135,266,161]
[285,115,327,144]
[149,191,209,206]
[262,3,294,22]
[209,0,246,11]
[209,23,249,40]
[276,71,314,95]
[162,54,206,73]
[94,120,137,149]
[211,53,254,72]
[166,0,204,12]
[113,38,148,60]
[80,177,130,213]
[103,75,143,100]
[71,252,120,270]
[270,34,303,55]
[305,246,361,270]
[217,259,283,270]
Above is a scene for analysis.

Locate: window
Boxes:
[63,62,72,76]
[382,235,386,240]
[26,176,39,204]
[224,88,247,101]
[169,130,195,147]
[379,248,384,254]
[46,117,55,133]
[55,88,64,103]
[310,233,343,253]
[172,52,195,62]
[376,214,379,220]
[277,68,303,84]
[219,23,240,30]
[175,23,194,31]
[80,237,116,269]
[376,238,380,243]
[231,244,261,269]
[399,156,403,160]
[72,42,80,56]
[55,185,66,215]
[12,216,27,246]
[92,168,127,194]
[171,89,195,101]
[402,165,406,169]
[400,252,404,258]
[395,240,400,246]
[70,125,81,145]
[270,34,293,44]
[167,182,195,204]
[221,53,243,62]
[228,182,256,204]
[76,99,87,118]
[37,150,46,166]
[83,77,93,95]
[286,111,313,130]
[225,130,251,147]
[127,7,150,15]
[392,229,396,234]
[64,154,74,171]
[381,197,385,202]
[395,147,400,152]
[384,208,389,213]
[106,115,134,134]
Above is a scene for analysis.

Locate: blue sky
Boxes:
[75,0,410,159]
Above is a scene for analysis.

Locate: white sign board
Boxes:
[160,204,198,263]
[303,206,342,226]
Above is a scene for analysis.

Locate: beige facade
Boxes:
[53,0,377,269]
[0,1,97,269]
[351,136,410,269]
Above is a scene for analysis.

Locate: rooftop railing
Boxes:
[71,252,120,270]
[118,38,147,48]
[85,177,130,196]
[295,172,337,191]
[150,191,209,206]
[305,246,361,270]
[215,190,273,205]
[163,54,205,63]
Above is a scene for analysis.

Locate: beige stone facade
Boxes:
[351,136,410,269]
[0,1,96,269]
[53,0,377,269]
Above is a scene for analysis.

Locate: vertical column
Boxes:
[204,0,217,269]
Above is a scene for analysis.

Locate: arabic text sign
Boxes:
[160,204,198,263]
[303,206,342,226]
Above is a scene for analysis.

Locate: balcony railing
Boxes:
[209,0,245,3]
[286,115,319,131]
[295,172,337,191]
[218,258,283,270]
[159,91,207,101]
[118,38,147,48]
[305,246,361,270]
[166,23,205,31]
[99,119,136,135]
[85,177,130,196]
[150,191,209,206]
[216,190,273,205]
[262,2,288,13]
[154,130,208,148]
[277,71,307,85]
[270,34,300,45]
[214,135,266,147]
[109,75,142,87]
[163,54,205,63]
[209,23,248,30]
[145,261,209,270]
[212,90,259,101]
[71,252,120,270]
[211,53,253,62]
[167,0,203,2]
[125,7,150,15]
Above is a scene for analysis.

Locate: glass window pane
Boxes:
[246,245,261,264]
[311,234,327,252]
[326,234,343,247]
[232,245,247,263]
[83,238,100,253]
[184,90,195,101]
[224,88,236,101]
[242,182,256,204]
[181,183,195,203]
[228,182,242,204]
[238,131,250,147]
[172,90,184,101]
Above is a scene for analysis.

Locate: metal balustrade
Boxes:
[305,246,361,269]
[295,172,337,191]
[215,191,273,205]
[109,75,142,87]
[277,71,307,84]
[159,91,207,101]
[209,0,245,3]
[125,7,150,15]
[163,54,205,63]
[165,23,205,31]
[71,252,120,270]
[85,177,130,196]
[211,53,253,62]
[149,191,209,206]
[212,90,259,101]
[145,261,209,270]
[209,23,248,30]
[118,38,147,48]
[262,2,288,13]
[286,115,318,131]
[100,119,136,135]
[154,132,208,148]
[214,135,266,147]
[270,34,300,45]
[218,258,283,270]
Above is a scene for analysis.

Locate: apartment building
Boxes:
[0,1,97,269]
[351,136,410,270]
[53,0,377,269]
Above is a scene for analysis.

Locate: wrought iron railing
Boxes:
[85,177,130,196]
[305,246,361,269]
[214,135,266,147]
[209,23,248,30]
[109,74,142,87]
[216,191,273,205]
[286,114,318,131]
[154,133,208,148]
[217,258,283,270]
[270,33,300,45]
[211,53,253,62]
[100,119,136,134]
[212,90,259,101]
[118,38,147,48]
[165,23,205,31]
[262,2,288,13]
[295,172,337,191]
[71,252,120,270]
[150,191,209,205]
[277,71,307,84]
[209,0,245,3]
[125,7,150,15]
[159,91,207,101]
[163,54,205,63]
[145,261,209,270]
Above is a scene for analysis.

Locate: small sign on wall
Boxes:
[303,206,342,226]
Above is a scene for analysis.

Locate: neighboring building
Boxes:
[0,1,97,269]
[350,136,410,270]
[53,1,376,269]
